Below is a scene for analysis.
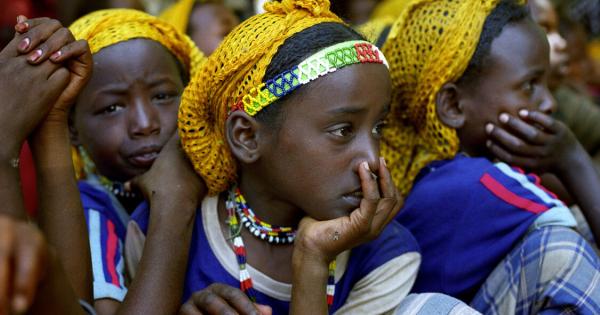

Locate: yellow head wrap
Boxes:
[381,0,525,196]
[69,8,205,180]
[159,0,200,34]
[179,0,344,195]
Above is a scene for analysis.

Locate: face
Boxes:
[188,3,239,55]
[455,19,556,156]
[242,63,391,221]
[530,0,568,85]
[71,39,184,182]
[347,0,380,25]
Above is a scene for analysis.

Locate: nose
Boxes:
[128,97,160,138]
[539,89,557,115]
[355,132,380,175]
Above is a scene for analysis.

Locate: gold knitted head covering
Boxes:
[381,0,525,196]
[69,8,205,180]
[159,0,201,34]
[179,0,346,195]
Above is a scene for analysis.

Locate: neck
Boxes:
[237,175,304,228]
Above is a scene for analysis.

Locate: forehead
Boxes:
[88,38,182,87]
[283,63,391,118]
[486,19,549,77]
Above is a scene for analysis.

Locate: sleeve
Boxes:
[480,163,576,228]
[334,252,421,315]
[86,207,128,301]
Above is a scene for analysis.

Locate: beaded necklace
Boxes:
[226,186,337,307]
[78,145,139,199]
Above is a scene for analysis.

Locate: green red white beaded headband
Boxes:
[231,40,389,116]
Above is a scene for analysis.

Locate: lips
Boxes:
[342,188,363,208]
[127,145,161,168]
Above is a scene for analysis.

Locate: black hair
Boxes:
[458,0,529,85]
[255,22,365,128]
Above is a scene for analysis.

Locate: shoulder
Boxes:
[78,179,113,212]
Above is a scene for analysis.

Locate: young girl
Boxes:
[131,0,421,314]
[381,0,600,313]
[67,9,205,315]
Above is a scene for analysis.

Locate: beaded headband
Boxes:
[231,40,389,116]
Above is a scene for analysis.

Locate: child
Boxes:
[160,0,239,55]
[381,0,600,313]
[131,0,421,314]
[68,9,205,315]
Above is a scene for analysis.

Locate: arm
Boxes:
[98,135,205,315]
[291,158,402,315]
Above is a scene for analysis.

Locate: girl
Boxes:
[381,0,600,313]
[131,0,420,314]
[68,9,204,315]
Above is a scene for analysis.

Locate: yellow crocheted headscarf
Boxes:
[179,0,344,195]
[69,8,205,179]
[159,0,206,34]
[381,0,525,196]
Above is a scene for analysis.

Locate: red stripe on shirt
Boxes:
[106,220,120,287]
[480,173,549,214]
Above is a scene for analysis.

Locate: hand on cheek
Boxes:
[485,109,580,173]
[294,157,403,265]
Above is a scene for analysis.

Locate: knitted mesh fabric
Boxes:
[380,0,525,196]
[69,8,205,180]
[356,17,395,44]
[178,0,344,195]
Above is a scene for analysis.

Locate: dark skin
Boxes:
[69,38,201,315]
[70,39,182,184]
[188,2,239,56]
[0,16,93,315]
[13,16,94,303]
[182,63,401,314]
[437,19,600,242]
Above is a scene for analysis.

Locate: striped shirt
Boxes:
[396,154,576,302]
[79,176,130,301]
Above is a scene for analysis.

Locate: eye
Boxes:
[153,93,176,102]
[101,104,123,114]
[329,125,354,138]
[522,79,536,94]
[372,120,387,137]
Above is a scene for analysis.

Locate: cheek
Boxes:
[157,105,179,135]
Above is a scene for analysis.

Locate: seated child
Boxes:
[381,0,600,313]
[160,0,239,55]
[67,9,205,315]
[131,0,420,313]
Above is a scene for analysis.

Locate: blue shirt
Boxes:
[396,155,576,301]
[132,196,421,314]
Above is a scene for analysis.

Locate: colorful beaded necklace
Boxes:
[226,186,337,306]
[78,146,139,199]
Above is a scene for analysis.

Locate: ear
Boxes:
[225,111,261,164]
[435,83,466,129]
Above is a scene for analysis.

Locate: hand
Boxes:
[130,133,207,208]
[294,157,402,265]
[179,284,272,315]
[0,216,49,315]
[0,18,71,158]
[485,110,582,174]
[15,16,93,124]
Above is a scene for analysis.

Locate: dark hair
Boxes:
[255,22,365,128]
[458,0,529,85]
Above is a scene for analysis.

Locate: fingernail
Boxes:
[499,113,509,123]
[29,49,42,62]
[486,140,492,147]
[16,15,26,24]
[362,161,370,171]
[519,109,529,118]
[380,157,387,167]
[51,50,62,60]
[485,123,494,134]
[18,37,30,51]
[12,294,27,313]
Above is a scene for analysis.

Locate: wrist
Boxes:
[555,142,589,179]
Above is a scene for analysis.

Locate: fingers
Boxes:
[486,124,542,157]
[179,302,204,315]
[522,110,560,133]
[209,284,261,315]
[186,284,262,315]
[357,161,379,227]
[15,18,62,57]
[11,226,46,314]
[51,39,89,64]
[26,27,75,65]
[486,139,537,169]
[495,112,549,145]
[255,304,272,315]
